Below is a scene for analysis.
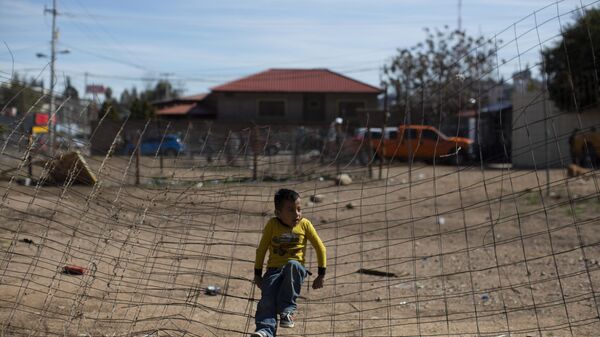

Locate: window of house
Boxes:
[338,101,365,118]
[258,100,285,117]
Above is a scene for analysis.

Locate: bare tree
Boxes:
[382,26,497,126]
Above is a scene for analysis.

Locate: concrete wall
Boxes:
[512,84,600,168]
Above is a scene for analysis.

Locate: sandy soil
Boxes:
[0,154,599,336]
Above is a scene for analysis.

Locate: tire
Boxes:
[164,149,177,157]
[447,150,467,166]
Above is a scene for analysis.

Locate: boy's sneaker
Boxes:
[250,330,268,337]
[279,312,295,328]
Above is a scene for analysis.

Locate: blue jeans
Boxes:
[255,260,307,337]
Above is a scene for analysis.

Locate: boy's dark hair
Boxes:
[274,188,299,210]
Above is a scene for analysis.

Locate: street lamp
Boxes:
[36,50,69,59]
[36,48,69,155]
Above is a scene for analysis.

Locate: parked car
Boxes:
[353,125,474,164]
[123,134,185,156]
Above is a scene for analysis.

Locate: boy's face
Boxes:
[277,197,302,227]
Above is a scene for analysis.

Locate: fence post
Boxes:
[157,119,164,174]
[27,133,33,180]
[252,126,259,181]
[135,130,140,186]
[380,86,389,180]
[367,112,373,179]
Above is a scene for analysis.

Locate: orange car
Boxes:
[368,125,474,164]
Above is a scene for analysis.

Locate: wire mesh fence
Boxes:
[1,1,600,336]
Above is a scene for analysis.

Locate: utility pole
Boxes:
[458,0,462,31]
[45,0,58,156]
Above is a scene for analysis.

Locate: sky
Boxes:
[1,0,598,100]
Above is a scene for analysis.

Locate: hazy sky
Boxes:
[1,0,597,98]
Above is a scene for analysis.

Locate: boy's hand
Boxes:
[312,275,324,289]
[254,275,263,289]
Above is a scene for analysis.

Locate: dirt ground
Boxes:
[0,154,599,337]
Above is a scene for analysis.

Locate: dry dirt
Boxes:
[0,154,599,337]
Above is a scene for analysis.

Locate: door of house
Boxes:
[303,94,325,122]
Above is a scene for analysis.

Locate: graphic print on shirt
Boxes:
[272,232,301,256]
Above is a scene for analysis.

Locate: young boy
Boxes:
[251,188,327,337]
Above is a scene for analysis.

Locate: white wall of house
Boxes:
[512,84,600,168]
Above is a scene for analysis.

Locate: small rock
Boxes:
[437,216,445,225]
[401,179,407,184]
[549,191,560,199]
[335,173,352,186]
[345,202,357,209]
[205,285,220,296]
[417,173,426,180]
[310,194,324,203]
[195,182,203,189]
[376,296,382,302]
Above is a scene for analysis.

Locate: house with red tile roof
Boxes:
[155,68,382,126]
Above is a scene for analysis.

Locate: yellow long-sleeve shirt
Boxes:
[254,217,327,275]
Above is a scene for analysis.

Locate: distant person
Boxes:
[251,189,327,337]
[326,117,343,158]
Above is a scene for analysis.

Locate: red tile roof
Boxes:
[156,103,195,116]
[211,69,381,94]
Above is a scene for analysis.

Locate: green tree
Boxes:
[99,87,121,121]
[120,89,134,107]
[0,73,44,116]
[63,76,79,100]
[145,80,181,102]
[382,26,497,125]
[543,8,600,112]
[128,97,155,120]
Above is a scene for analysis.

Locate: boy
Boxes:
[251,188,327,337]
